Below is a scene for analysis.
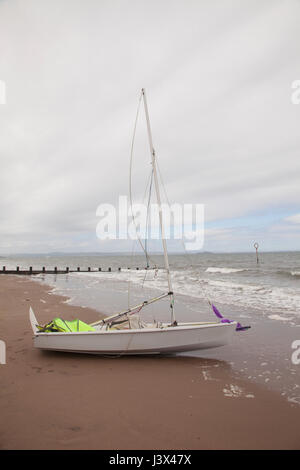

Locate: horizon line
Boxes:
[1,249,299,257]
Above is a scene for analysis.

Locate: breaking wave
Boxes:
[70,268,300,319]
[206,267,246,274]
[291,271,300,277]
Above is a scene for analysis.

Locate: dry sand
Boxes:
[0,275,299,449]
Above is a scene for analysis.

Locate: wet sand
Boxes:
[0,275,299,449]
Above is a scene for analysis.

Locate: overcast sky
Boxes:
[0,0,299,254]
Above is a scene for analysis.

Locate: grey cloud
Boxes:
[0,0,299,253]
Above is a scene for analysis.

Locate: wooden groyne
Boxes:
[0,266,151,275]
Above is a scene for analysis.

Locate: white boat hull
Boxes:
[30,310,237,355]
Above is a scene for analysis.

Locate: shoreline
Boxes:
[0,275,299,449]
[33,272,300,403]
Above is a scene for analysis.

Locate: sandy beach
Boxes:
[0,275,299,450]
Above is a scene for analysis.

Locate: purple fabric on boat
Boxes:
[236,322,251,331]
[212,304,223,319]
[211,303,250,331]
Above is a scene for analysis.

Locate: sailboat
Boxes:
[29,89,248,355]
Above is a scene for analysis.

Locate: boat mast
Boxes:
[141,88,176,325]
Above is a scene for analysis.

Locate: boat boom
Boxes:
[90,291,171,327]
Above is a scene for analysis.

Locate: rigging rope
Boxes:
[127,91,159,310]
[127,166,155,308]
[155,157,213,312]
[129,90,157,268]
[144,168,154,268]
[127,90,175,324]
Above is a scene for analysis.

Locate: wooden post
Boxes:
[254,242,259,264]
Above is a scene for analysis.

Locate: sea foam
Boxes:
[206,267,246,274]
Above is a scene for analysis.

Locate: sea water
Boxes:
[2,251,300,402]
